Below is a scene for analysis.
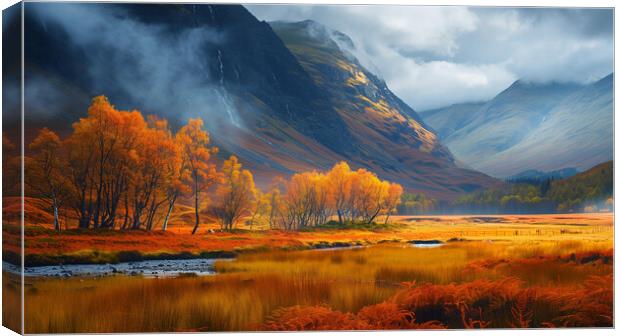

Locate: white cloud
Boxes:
[247,5,612,111]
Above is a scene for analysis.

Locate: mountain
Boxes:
[16,4,496,199]
[421,76,613,177]
[268,20,497,195]
[485,75,613,176]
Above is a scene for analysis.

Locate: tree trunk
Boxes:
[192,181,200,235]
[93,182,103,229]
[52,198,60,231]
[122,192,129,230]
[337,210,343,225]
[78,187,89,229]
[162,194,176,231]
[249,200,260,231]
[384,210,391,225]
[367,207,381,224]
[145,198,156,231]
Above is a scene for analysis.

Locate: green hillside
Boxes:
[451,161,613,213]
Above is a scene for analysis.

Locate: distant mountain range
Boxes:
[508,167,579,182]
[13,4,497,200]
[420,74,613,178]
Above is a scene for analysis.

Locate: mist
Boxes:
[26,2,243,131]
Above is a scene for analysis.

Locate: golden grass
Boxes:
[2,273,21,333]
[8,213,613,265]
[4,213,613,332]
[14,235,613,333]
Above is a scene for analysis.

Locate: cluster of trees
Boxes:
[258,162,404,230]
[548,161,613,212]
[25,96,224,233]
[396,193,438,215]
[23,96,405,233]
[452,161,613,214]
[452,184,555,214]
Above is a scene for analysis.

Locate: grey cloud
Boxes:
[247,5,613,110]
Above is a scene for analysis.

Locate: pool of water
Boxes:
[409,240,444,248]
[411,243,443,248]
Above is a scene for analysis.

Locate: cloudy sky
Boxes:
[247,5,613,110]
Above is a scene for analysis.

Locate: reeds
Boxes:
[16,239,613,333]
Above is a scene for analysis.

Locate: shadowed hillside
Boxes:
[270,20,496,198]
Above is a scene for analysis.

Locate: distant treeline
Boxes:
[398,161,613,215]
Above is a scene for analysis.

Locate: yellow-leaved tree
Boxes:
[327,161,352,225]
[212,155,257,231]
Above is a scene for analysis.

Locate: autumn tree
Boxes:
[129,117,179,230]
[354,169,389,224]
[176,118,218,234]
[89,96,123,229]
[267,188,282,229]
[26,128,67,230]
[105,109,146,229]
[149,117,187,232]
[211,156,257,231]
[327,161,352,225]
[282,172,316,230]
[64,96,143,229]
[278,171,331,230]
[65,112,97,229]
[383,183,404,224]
[248,190,273,230]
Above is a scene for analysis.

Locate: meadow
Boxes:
[3,213,613,332]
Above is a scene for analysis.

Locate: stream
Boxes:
[3,258,229,278]
[4,242,444,278]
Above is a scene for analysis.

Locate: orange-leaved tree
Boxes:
[65,96,144,229]
[129,116,180,230]
[146,116,187,232]
[176,118,218,235]
[211,155,257,231]
[26,128,67,230]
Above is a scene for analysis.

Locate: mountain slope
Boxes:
[270,20,496,196]
[484,75,613,176]
[19,4,496,199]
[419,102,485,140]
[548,161,613,211]
[421,76,612,177]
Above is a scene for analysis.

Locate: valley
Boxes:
[2,3,614,333]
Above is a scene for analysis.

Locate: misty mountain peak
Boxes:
[502,78,583,96]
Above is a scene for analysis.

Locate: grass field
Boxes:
[3,210,613,266]
[3,213,613,332]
